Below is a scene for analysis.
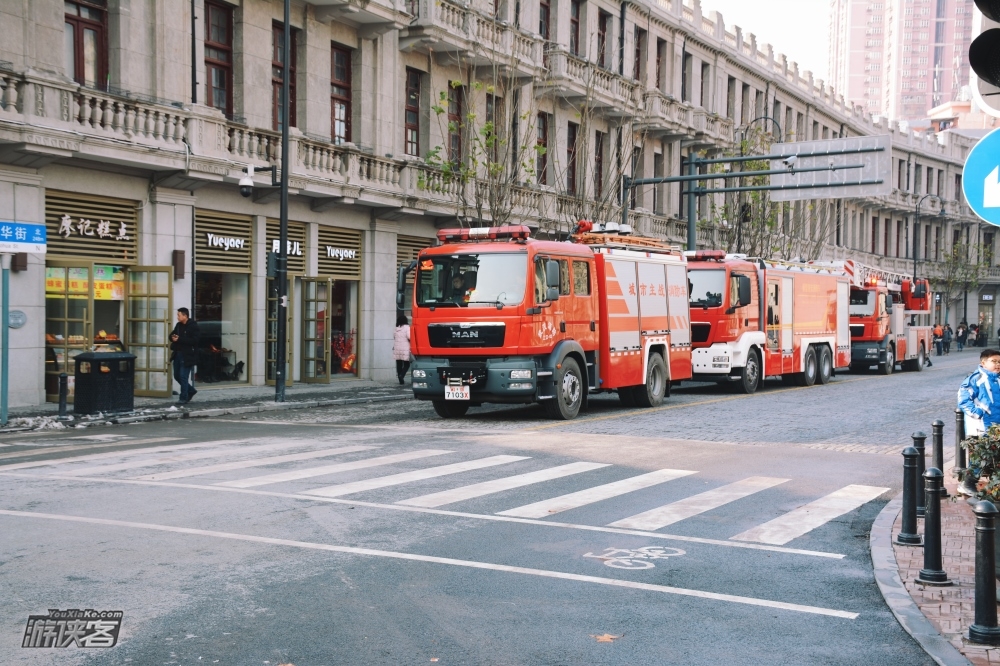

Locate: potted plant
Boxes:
[961,425,1000,577]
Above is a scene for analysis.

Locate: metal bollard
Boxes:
[969,501,1000,645]
[931,420,948,498]
[916,468,952,585]
[896,446,923,546]
[955,408,967,473]
[913,432,927,517]
[57,372,68,418]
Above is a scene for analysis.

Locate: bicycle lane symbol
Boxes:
[582,546,686,570]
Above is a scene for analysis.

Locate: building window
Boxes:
[205,1,233,117]
[700,62,710,108]
[656,39,666,91]
[447,85,462,164]
[597,12,611,68]
[536,112,548,185]
[330,46,352,145]
[681,52,692,103]
[883,218,890,257]
[65,0,107,89]
[634,28,646,81]
[272,23,298,132]
[405,68,421,157]
[871,216,878,254]
[539,0,550,40]
[570,0,581,56]
[594,130,605,197]
[566,122,579,194]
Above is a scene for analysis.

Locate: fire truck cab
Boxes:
[401,224,692,420]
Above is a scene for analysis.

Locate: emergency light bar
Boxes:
[436,225,532,243]
[683,250,727,261]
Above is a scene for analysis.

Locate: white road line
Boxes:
[0,438,191,470]
[216,450,455,489]
[61,440,318,476]
[396,462,610,508]
[133,446,380,481]
[608,477,790,531]
[0,471,845,558]
[0,509,857,619]
[496,469,697,519]
[730,484,890,545]
[304,455,531,498]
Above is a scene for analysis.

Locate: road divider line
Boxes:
[133,446,381,481]
[396,462,609,508]
[497,469,698,519]
[730,484,890,545]
[216,449,455,489]
[304,455,531,498]
[0,471,846,559]
[0,508,857,619]
[608,477,789,531]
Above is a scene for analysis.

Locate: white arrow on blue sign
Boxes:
[963,128,1000,226]
[0,221,46,254]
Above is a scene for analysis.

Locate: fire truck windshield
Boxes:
[849,289,876,317]
[416,253,527,308]
[687,269,725,308]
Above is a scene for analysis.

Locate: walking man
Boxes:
[170,307,200,404]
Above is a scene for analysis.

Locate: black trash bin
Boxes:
[74,351,136,415]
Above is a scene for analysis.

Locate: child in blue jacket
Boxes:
[957,348,1000,495]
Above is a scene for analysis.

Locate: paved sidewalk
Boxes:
[890,473,1000,665]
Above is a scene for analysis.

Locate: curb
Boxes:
[0,393,411,432]
[870,494,972,666]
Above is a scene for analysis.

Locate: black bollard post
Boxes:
[956,409,967,473]
[969,501,1000,645]
[931,420,948,498]
[916,468,952,585]
[58,372,68,418]
[913,432,927,517]
[896,446,923,546]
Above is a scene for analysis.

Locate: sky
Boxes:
[699,0,831,83]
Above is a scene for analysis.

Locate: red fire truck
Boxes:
[685,252,851,393]
[399,224,693,420]
[815,261,933,374]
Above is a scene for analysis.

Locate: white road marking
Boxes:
[0,438,191,470]
[497,469,697,519]
[0,471,845,558]
[216,450,455,489]
[133,446,380,481]
[67,434,133,441]
[0,509,857,619]
[730,484,890,545]
[608,477,790,531]
[396,462,610,508]
[304,455,531,498]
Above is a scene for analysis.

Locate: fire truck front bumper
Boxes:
[691,345,735,377]
[409,358,542,404]
[851,342,883,365]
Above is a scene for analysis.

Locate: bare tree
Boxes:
[930,239,990,324]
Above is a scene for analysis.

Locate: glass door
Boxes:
[302,279,331,383]
[266,277,294,386]
[44,261,93,402]
[127,267,173,397]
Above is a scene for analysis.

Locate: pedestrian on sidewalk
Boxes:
[957,323,967,352]
[393,312,411,385]
[957,348,1000,495]
[969,325,978,349]
[933,323,944,356]
[944,324,953,355]
[170,308,200,405]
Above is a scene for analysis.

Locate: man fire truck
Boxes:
[685,251,851,394]
[820,261,932,374]
[397,223,693,420]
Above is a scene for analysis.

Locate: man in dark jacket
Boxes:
[170,308,200,404]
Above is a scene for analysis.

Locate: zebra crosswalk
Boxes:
[5,439,890,548]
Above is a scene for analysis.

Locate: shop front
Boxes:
[44,191,173,400]
[194,210,253,386]
[266,218,306,385]
[300,225,362,382]
[980,290,997,347]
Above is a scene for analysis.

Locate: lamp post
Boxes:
[274,0,291,402]
[734,117,782,254]
[913,193,942,282]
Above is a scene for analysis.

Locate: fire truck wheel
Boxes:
[797,347,818,387]
[736,349,761,394]
[879,346,895,375]
[432,400,470,419]
[913,344,925,372]
[544,358,584,420]
[634,354,667,408]
[817,346,833,385]
[618,388,637,407]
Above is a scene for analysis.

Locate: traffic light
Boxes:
[971,0,1000,116]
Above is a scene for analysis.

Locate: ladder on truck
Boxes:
[811,260,911,289]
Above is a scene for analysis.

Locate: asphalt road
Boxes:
[0,351,975,665]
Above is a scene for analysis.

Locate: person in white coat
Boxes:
[393,313,411,385]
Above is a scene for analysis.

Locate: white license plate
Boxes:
[445,385,470,400]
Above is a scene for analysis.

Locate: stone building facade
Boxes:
[0,0,991,407]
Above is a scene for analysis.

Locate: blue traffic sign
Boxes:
[0,221,46,254]
[963,128,1000,226]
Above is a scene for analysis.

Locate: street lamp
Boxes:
[733,116,782,254]
[913,193,945,282]
[275,0,291,402]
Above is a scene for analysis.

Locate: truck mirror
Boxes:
[885,296,894,314]
[546,286,560,302]
[914,282,927,299]
[397,260,416,308]
[738,275,752,307]
[546,260,560,289]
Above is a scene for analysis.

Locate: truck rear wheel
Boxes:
[736,349,761,394]
[634,353,667,408]
[905,344,925,372]
[797,347,818,387]
[817,346,833,385]
[432,400,470,419]
[543,358,584,420]
[879,346,894,375]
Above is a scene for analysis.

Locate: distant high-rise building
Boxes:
[829,0,974,121]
